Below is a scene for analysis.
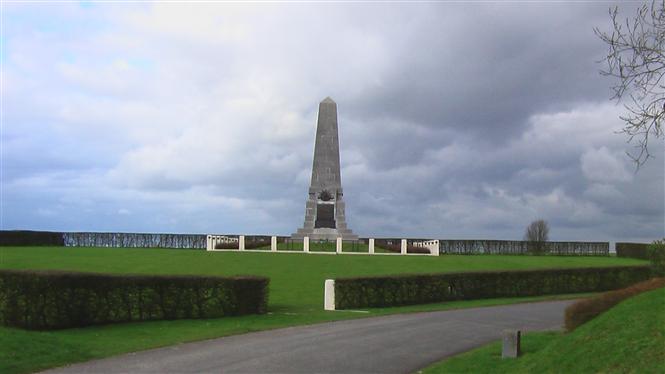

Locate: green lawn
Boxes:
[0,246,647,373]
[421,287,665,374]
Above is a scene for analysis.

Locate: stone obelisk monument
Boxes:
[292,97,357,240]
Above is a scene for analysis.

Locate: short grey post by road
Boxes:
[502,329,521,358]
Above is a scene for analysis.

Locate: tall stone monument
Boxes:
[292,97,358,240]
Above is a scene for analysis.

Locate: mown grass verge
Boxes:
[421,286,665,373]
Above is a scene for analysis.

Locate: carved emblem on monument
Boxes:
[318,190,334,202]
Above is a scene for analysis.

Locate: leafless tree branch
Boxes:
[594,1,665,167]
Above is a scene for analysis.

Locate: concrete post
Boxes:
[336,237,342,254]
[206,235,211,251]
[271,236,277,252]
[304,236,310,252]
[324,279,335,310]
[401,239,407,255]
[502,330,521,358]
[239,235,245,251]
[369,238,375,254]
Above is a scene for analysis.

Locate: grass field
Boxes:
[421,286,665,373]
[0,246,647,373]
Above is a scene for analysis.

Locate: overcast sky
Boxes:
[2,1,663,242]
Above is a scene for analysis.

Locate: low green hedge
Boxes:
[648,240,665,276]
[0,230,64,246]
[564,277,665,331]
[0,270,269,330]
[616,242,650,259]
[334,266,650,309]
[376,244,431,254]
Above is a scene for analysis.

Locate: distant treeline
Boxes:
[1,230,610,255]
[615,242,650,259]
[0,230,205,249]
[439,239,609,256]
[63,232,206,249]
[0,231,64,246]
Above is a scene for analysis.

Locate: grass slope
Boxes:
[0,247,647,373]
[423,286,665,373]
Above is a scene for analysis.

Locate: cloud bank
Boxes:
[2,2,663,242]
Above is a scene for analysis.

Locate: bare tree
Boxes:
[524,219,549,254]
[595,1,665,167]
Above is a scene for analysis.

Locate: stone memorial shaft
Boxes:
[292,97,357,240]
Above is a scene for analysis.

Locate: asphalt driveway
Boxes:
[43,300,575,374]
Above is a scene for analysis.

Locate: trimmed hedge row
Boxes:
[377,244,431,254]
[0,270,269,330]
[334,266,650,309]
[439,240,609,256]
[0,230,64,246]
[648,240,665,276]
[65,232,205,249]
[215,240,271,250]
[564,277,665,331]
[616,242,650,259]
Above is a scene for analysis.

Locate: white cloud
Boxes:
[117,208,132,216]
[581,146,632,183]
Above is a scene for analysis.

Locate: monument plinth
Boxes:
[292,97,357,240]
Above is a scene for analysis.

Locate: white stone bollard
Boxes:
[324,279,335,310]
[271,236,277,252]
[369,238,375,254]
[336,237,342,254]
[206,235,211,251]
[239,235,245,251]
[401,239,407,255]
[304,237,310,253]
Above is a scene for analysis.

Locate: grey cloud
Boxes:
[3,2,662,242]
[346,4,619,139]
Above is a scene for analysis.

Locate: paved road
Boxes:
[44,300,574,374]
